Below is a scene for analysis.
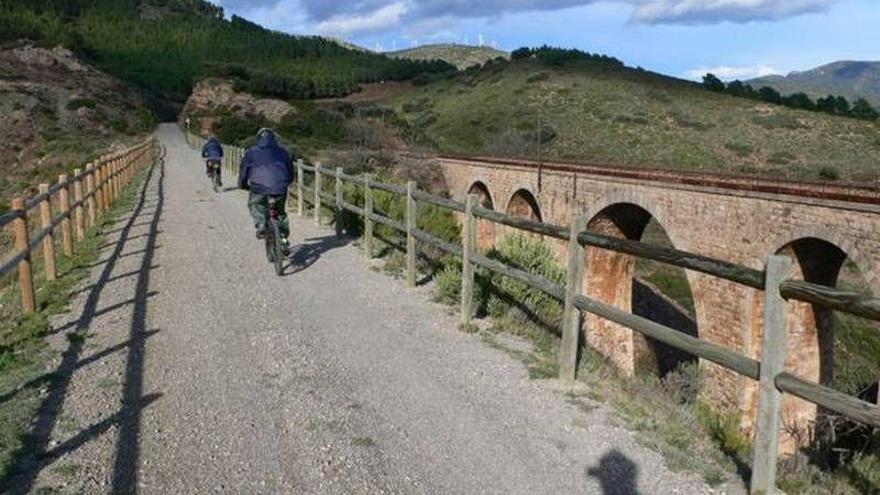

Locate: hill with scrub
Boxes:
[386,53,880,183]
[0,42,156,213]
[0,0,454,115]
[388,44,509,70]
[749,61,880,109]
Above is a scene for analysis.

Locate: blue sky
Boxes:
[214,0,880,81]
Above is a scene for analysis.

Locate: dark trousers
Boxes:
[248,192,290,239]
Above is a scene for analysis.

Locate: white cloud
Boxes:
[315,2,410,36]
[632,0,835,24]
[222,0,842,38]
[684,65,782,81]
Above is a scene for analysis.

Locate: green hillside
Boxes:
[389,57,880,183]
[388,44,508,70]
[0,0,454,105]
[749,61,880,108]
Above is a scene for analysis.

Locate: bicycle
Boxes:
[263,197,286,276]
[207,160,221,192]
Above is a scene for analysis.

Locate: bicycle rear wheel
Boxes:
[271,220,284,276]
[212,170,220,192]
[264,230,275,263]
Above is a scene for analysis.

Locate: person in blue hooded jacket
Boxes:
[238,128,294,250]
[201,136,224,185]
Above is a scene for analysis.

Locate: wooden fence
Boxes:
[0,138,158,315]
[187,132,880,495]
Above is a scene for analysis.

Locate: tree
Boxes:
[702,73,726,92]
[758,86,782,104]
[784,92,816,111]
[511,47,532,60]
[850,98,879,120]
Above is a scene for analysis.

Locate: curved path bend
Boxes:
[12,124,740,494]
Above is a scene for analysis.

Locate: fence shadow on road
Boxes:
[586,450,643,495]
[1,154,166,495]
[286,234,352,275]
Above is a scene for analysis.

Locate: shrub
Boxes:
[751,113,805,130]
[818,166,840,181]
[434,261,462,306]
[767,150,797,165]
[214,113,270,145]
[66,98,96,111]
[724,141,754,157]
[481,233,565,327]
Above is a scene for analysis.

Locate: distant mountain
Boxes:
[388,44,508,70]
[748,61,880,107]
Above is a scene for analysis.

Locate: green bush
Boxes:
[481,233,565,327]
[214,113,270,145]
[818,166,840,181]
[66,98,96,111]
[724,141,754,157]
[752,113,805,130]
[767,150,797,165]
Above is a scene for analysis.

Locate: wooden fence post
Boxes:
[406,180,417,287]
[73,169,85,241]
[58,174,73,256]
[111,158,119,201]
[85,163,97,226]
[97,159,106,213]
[750,254,794,495]
[11,197,36,314]
[559,214,587,385]
[296,160,305,216]
[335,167,343,238]
[460,194,477,325]
[314,163,322,226]
[38,183,57,281]
[364,174,374,261]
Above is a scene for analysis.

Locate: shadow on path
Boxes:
[2,153,164,494]
[586,450,643,495]
[112,150,166,492]
[285,234,351,275]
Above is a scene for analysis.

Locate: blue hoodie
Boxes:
[201,137,224,160]
[238,131,294,196]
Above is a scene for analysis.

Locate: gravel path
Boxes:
[13,124,742,494]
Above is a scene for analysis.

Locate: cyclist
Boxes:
[238,128,294,254]
[201,136,224,186]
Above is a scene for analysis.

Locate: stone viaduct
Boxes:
[437,154,880,440]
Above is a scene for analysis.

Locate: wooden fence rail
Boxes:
[187,130,880,495]
[1,138,157,315]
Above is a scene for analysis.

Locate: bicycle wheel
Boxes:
[271,220,284,276]
[212,170,220,192]
[264,229,275,263]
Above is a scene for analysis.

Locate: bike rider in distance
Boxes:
[238,128,294,255]
[201,135,223,187]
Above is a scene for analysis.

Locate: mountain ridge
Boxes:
[748,60,880,107]
[388,44,508,69]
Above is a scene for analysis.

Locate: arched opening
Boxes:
[468,182,495,251]
[506,189,542,223]
[584,203,699,384]
[772,237,879,453]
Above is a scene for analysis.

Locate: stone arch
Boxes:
[583,200,699,379]
[467,181,496,251]
[506,188,542,222]
[758,235,877,450]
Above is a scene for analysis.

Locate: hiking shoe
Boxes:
[255,224,266,239]
[281,238,291,257]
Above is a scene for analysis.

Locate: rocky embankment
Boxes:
[179,78,295,134]
[0,42,155,205]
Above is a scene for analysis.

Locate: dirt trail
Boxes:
[9,124,740,494]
